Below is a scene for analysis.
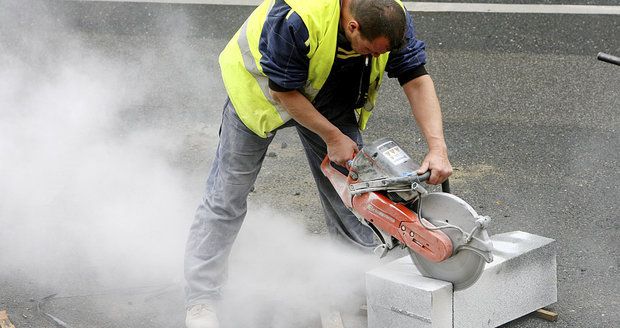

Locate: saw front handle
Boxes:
[348,159,450,192]
[321,156,454,263]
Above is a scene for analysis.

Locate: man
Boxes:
[184,0,452,327]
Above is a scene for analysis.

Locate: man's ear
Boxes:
[348,20,359,33]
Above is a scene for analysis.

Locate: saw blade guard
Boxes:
[410,192,494,290]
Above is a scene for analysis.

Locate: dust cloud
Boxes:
[0,1,382,326]
[0,0,195,290]
[222,207,380,327]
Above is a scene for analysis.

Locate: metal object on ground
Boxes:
[597,52,620,66]
[36,294,71,328]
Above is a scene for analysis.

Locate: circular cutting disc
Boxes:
[409,192,488,290]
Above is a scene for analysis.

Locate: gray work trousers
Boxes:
[184,99,376,306]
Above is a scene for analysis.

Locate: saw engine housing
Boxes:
[321,138,494,290]
[349,137,422,202]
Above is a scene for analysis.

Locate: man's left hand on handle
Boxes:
[417,146,452,185]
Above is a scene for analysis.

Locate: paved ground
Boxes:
[0,0,618,327]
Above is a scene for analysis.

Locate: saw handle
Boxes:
[348,158,431,183]
[416,170,451,193]
[348,157,450,193]
[416,171,431,182]
[441,179,451,193]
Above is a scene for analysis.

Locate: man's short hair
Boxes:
[349,0,407,50]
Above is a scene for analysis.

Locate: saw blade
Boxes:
[410,247,485,290]
[409,192,490,290]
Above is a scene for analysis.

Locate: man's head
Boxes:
[343,0,407,57]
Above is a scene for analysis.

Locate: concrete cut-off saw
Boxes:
[321,137,494,290]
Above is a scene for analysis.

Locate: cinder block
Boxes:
[366,231,557,328]
[453,231,557,328]
[366,257,453,328]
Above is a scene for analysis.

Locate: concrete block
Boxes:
[366,231,557,328]
[454,231,557,328]
[366,257,453,328]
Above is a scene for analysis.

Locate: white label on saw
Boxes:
[383,146,410,165]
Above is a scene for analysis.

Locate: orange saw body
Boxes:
[321,138,494,290]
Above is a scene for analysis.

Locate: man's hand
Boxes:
[325,132,359,167]
[417,147,452,185]
[271,89,359,167]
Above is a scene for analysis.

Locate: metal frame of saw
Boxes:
[320,156,453,263]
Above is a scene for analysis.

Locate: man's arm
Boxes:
[270,90,358,166]
[402,75,453,185]
[384,9,451,184]
[256,4,358,166]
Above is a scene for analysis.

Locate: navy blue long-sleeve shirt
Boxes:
[259,1,428,126]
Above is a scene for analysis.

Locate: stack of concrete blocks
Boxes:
[366,231,557,328]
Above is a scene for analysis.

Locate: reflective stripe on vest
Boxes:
[219,0,401,138]
[237,18,291,125]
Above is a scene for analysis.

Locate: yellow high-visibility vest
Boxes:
[219,0,398,138]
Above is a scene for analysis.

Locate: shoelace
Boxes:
[190,304,215,316]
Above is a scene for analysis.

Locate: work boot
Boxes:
[185,303,219,328]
